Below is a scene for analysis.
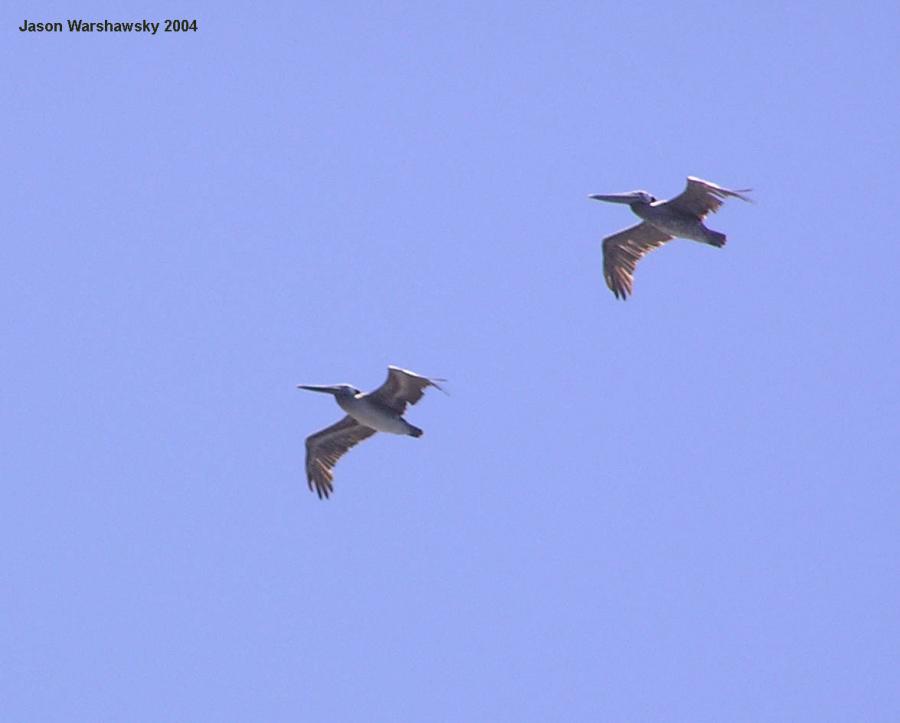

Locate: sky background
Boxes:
[3,2,899,721]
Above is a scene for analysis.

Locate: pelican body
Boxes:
[590,177,751,299]
[299,383,423,437]
[623,194,728,247]
[297,366,445,499]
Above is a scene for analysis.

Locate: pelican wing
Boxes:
[602,223,674,300]
[366,366,445,415]
[663,177,752,220]
[305,415,377,499]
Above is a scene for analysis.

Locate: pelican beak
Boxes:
[588,193,638,204]
[297,384,341,395]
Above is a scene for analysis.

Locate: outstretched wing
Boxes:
[602,222,674,300]
[305,416,377,499]
[365,366,445,415]
[662,176,752,220]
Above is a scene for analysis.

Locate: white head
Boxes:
[589,190,656,205]
[297,383,361,398]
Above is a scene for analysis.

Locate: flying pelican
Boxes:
[589,176,751,299]
[297,366,445,499]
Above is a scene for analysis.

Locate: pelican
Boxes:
[589,176,751,299]
[297,366,445,499]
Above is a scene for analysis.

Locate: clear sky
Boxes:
[3,2,898,721]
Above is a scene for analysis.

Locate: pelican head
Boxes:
[589,190,656,205]
[297,383,360,398]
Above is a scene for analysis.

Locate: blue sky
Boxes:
[3,2,898,720]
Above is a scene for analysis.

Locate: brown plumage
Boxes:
[602,224,674,301]
[366,366,440,415]
[305,416,377,499]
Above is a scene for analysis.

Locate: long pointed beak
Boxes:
[588,193,637,204]
[297,384,341,395]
